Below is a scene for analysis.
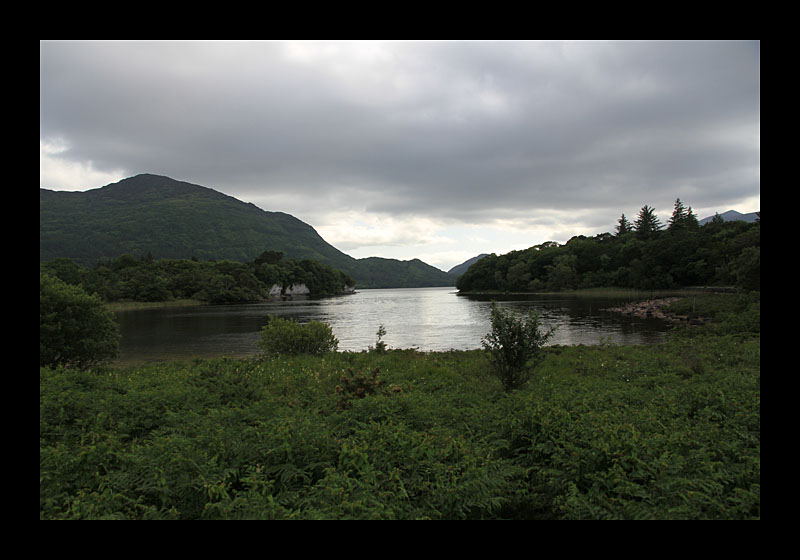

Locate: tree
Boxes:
[667,198,700,232]
[506,260,532,291]
[685,206,699,229]
[255,250,284,266]
[126,267,172,301]
[112,253,138,271]
[40,258,84,285]
[40,273,120,369]
[731,246,760,291]
[546,254,578,291]
[371,324,388,353]
[668,198,688,230]
[482,302,554,392]
[634,205,662,239]
[616,214,632,236]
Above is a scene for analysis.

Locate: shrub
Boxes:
[370,324,388,354]
[40,273,120,369]
[259,316,338,357]
[482,302,554,392]
[731,246,760,292]
[335,367,389,409]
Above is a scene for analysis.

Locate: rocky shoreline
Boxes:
[602,297,709,325]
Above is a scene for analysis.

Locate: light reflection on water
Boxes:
[114,286,669,366]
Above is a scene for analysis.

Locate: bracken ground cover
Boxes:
[40,294,759,520]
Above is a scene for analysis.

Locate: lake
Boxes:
[113,287,674,366]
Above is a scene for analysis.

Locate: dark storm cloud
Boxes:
[40,40,759,226]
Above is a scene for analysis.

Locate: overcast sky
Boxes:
[40,40,760,272]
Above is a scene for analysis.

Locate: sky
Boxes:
[40,40,760,272]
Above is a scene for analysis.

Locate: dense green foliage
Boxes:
[259,317,339,357]
[40,251,355,305]
[39,174,352,267]
[40,273,120,369]
[457,201,760,293]
[40,293,759,519]
[40,174,454,289]
[663,292,760,335]
[482,302,554,392]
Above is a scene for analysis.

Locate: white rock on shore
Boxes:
[267,283,356,298]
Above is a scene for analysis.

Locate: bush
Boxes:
[335,367,389,409]
[370,324,388,354]
[40,273,120,369]
[731,246,760,292]
[482,302,554,392]
[259,316,339,357]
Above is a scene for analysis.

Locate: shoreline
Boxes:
[455,287,721,299]
[601,297,710,325]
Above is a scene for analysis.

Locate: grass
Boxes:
[105,299,203,312]
[40,293,760,520]
[663,292,758,319]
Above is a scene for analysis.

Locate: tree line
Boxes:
[456,199,760,293]
[40,250,356,305]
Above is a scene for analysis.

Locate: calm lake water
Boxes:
[113,287,673,366]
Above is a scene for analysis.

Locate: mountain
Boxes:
[698,210,759,226]
[447,254,489,277]
[39,174,454,289]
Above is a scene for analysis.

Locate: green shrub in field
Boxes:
[370,324,388,354]
[259,316,339,357]
[482,302,554,392]
[334,366,402,409]
[40,273,119,369]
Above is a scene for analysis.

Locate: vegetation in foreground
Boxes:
[40,292,759,520]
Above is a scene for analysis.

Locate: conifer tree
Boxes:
[634,205,662,239]
[668,198,688,230]
[616,213,632,235]
[685,206,699,229]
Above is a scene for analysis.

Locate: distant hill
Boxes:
[447,254,489,277]
[40,174,453,289]
[698,210,759,225]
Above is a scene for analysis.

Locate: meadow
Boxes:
[40,294,759,520]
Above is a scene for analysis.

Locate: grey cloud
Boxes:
[40,40,759,228]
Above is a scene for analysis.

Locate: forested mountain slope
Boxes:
[40,174,453,288]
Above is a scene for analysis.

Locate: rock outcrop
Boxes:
[267,283,356,299]
[602,297,709,325]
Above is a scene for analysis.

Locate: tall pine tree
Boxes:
[667,198,699,231]
[616,213,632,235]
[685,206,699,229]
[634,205,662,239]
[668,198,688,229]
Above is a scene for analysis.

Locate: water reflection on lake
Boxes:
[114,287,671,366]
